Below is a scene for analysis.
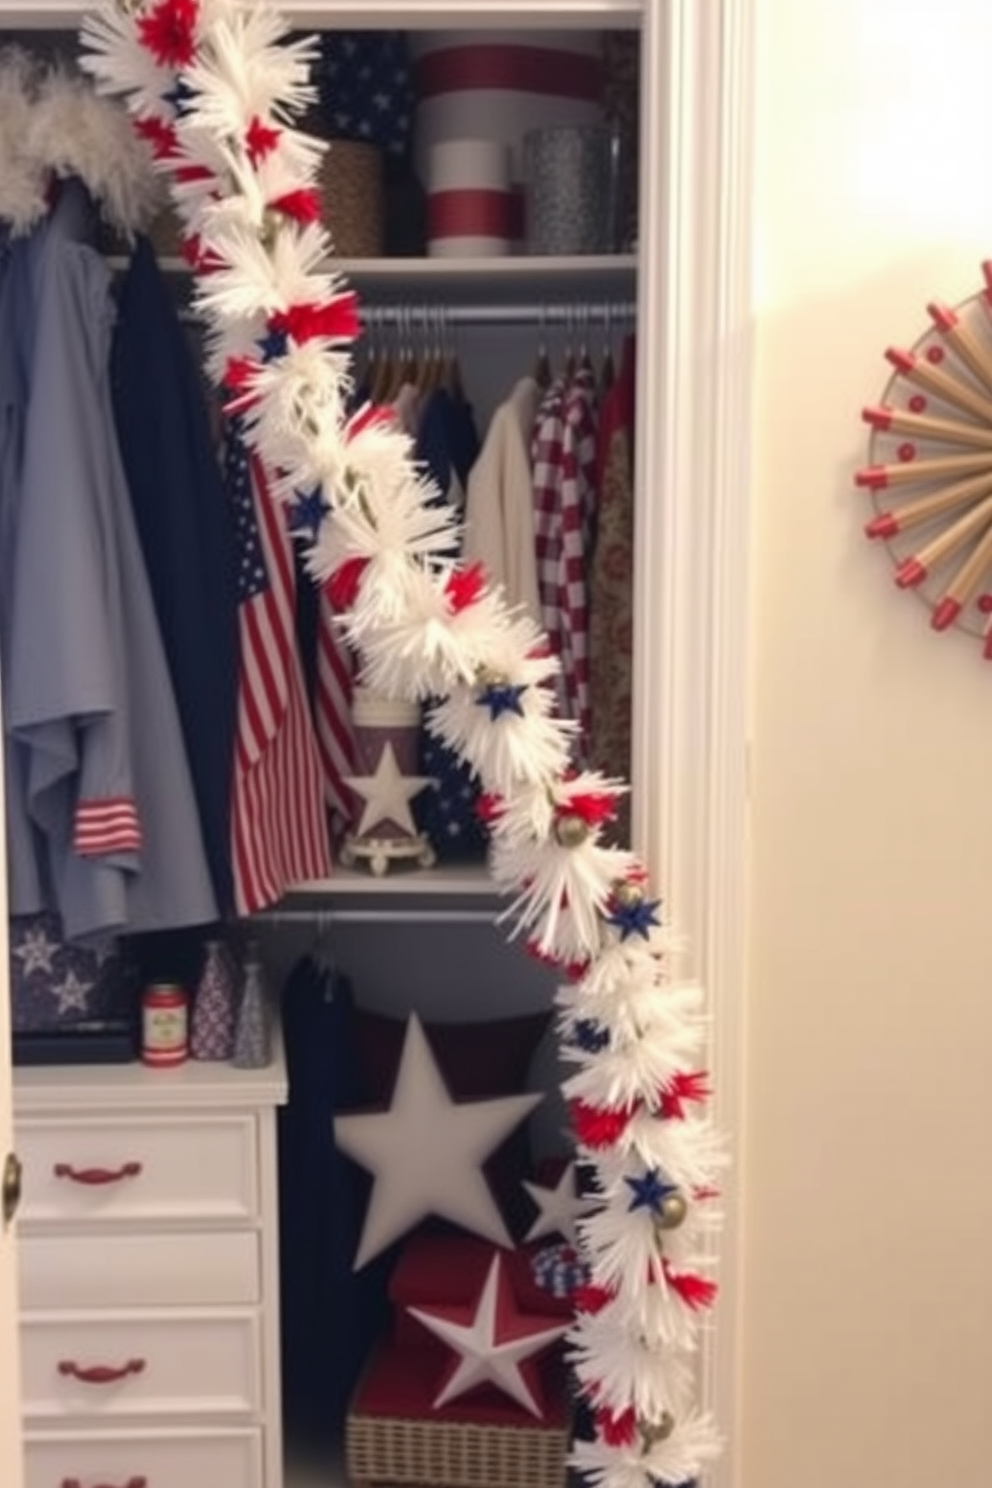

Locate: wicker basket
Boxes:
[346,1412,569,1488]
[319,139,384,258]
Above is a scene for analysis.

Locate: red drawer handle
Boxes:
[52,1162,143,1185]
[58,1358,146,1385]
[61,1480,146,1488]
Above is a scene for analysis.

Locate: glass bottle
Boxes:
[232,947,272,1069]
[190,938,238,1061]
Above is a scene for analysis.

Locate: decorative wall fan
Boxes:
[858,263,992,655]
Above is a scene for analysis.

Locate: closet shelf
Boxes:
[127,253,637,302]
[287,862,500,898]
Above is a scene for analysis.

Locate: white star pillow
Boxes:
[344,741,433,838]
[523,1159,599,1245]
[334,1014,541,1269]
[409,1251,569,1418]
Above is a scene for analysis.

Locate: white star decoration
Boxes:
[51,970,92,1014]
[409,1252,569,1417]
[334,1014,541,1269]
[344,742,434,838]
[13,925,58,975]
[523,1160,599,1245]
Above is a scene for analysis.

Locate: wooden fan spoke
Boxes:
[862,404,992,450]
[859,271,992,648]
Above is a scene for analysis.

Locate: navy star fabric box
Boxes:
[9,913,138,1061]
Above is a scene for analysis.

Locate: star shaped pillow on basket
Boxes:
[334,1014,542,1269]
[408,1249,569,1419]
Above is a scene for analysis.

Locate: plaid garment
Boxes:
[531,370,598,757]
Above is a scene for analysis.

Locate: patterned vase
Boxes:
[190,939,238,1061]
[232,950,272,1070]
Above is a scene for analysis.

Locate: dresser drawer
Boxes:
[25,1425,263,1488]
[17,1115,258,1225]
[21,1309,261,1422]
[20,1232,260,1310]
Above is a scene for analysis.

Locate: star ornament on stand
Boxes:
[344,742,434,838]
[334,1015,542,1268]
[409,1251,569,1417]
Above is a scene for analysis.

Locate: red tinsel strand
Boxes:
[346,402,394,439]
[245,115,281,165]
[659,1069,712,1119]
[137,0,199,68]
[326,556,370,612]
[475,792,506,824]
[523,941,589,981]
[662,1261,719,1311]
[134,114,179,160]
[570,1098,638,1149]
[174,163,213,185]
[573,1282,616,1314]
[595,1406,638,1447]
[269,295,361,346]
[268,188,321,224]
[556,790,618,827]
[445,562,487,613]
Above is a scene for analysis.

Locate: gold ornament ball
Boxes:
[555,813,591,849]
[476,664,508,690]
[639,1411,676,1449]
[655,1191,688,1230]
[613,878,644,909]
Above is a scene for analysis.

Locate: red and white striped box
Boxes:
[412,30,605,200]
[426,138,515,257]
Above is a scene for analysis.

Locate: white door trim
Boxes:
[633,3,755,1480]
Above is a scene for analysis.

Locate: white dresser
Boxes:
[13,1047,287,1488]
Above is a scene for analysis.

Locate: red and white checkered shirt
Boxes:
[531,370,598,756]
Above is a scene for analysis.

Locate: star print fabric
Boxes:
[312,32,414,159]
[8,912,130,1032]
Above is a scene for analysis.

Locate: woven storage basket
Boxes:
[346,1413,569,1488]
[319,139,384,258]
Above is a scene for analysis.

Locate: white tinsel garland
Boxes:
[77,3,727,1482]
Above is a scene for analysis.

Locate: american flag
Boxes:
[227,424,331,913]
[314,590,357,835]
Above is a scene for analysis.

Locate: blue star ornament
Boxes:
[289,487,330,540]
[625,1168,679,1215]
[162,77,196,116]
[608,895,662,941]
[257,326,290,363]
[476,682,528,720]
[571,1018,610,1053]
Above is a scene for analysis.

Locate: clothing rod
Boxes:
[361,300,638,328]
[177,300,638,328]
[252,907,499,927]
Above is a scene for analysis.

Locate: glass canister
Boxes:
[232,949,272,1070]
[523,124,618,256]
[190,939,239,1062]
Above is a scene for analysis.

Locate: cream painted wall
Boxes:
[742,2,992,1486]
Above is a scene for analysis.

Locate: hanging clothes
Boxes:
[410,385,488,863]
[588,336,636,840]
[0,180,217,941]
[531,367,599,759]
[278,954,391,1445]
[463,375,543,628]
[110,236,240,914]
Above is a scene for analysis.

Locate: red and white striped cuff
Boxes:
[73,797,143,858]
